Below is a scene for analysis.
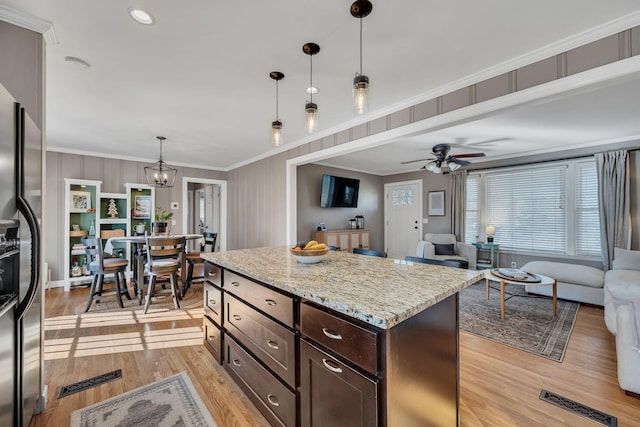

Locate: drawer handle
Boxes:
[265,299,277,306]
[231,281,240,287]
[322,328,342,340]
[267,394,280,407]
[232,359,241,367]
[322,358,343,374]
[232,314,242,321]
[208,299,216,305]
[266,340,280,350]
[207,271,217,277]
[208,335,216,340]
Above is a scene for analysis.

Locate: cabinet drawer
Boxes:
[204,262,222,287]
[300,339,378,427]
[226,294,296,387]
[203,315,222,364]
[203,282,222,326]
[226,335,296,427]
[301,303,379,374]
[224,270,294,328]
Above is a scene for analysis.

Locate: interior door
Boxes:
[384,180,422,260]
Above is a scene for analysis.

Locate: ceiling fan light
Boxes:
[425,162,436,171]
[447,160,462,171]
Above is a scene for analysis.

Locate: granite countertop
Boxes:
[201,246,483,329]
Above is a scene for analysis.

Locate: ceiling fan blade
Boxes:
[451,152,486,159]
[401,158,433,165]
[452,159,471,166]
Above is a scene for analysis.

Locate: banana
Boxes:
[308,243,326,250]
[304,240,318,249]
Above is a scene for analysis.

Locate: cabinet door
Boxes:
[300,339,378,427]
[360,231,370,249]
[350,232,361,250]
[338,232,350,252]
[323,232,339,248]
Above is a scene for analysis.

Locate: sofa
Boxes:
[416,233,476,269]
[603,248,640,397]
[604,248,640,335]
[522,261,605,306]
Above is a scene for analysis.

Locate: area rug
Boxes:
[70,371,218,426]
[459,281,579,362]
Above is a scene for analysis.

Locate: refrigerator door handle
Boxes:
[15,105,40,321]
[15,196,39,321]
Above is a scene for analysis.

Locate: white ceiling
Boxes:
[2,1,640,171]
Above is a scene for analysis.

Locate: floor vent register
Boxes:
[539,389,617,427]
[57,369,123,398]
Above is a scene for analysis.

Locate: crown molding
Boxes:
[0,5,56,43]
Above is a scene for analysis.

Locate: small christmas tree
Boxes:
[107,199,119,219]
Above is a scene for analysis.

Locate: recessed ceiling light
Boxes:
[306,86,318,94]
[128,7,155,25]
[64,56,90,70]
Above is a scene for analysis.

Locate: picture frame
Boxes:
[319,222,327,231]
[133,195,152,219]
[70,191,91,213]
[428,191,445,216]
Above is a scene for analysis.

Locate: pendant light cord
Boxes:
[275,79,279,120]
[309,54,314,103]
[359,16,363,75]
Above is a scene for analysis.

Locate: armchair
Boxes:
[416,233,477,269]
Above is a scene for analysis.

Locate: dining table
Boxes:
[105,233,204,302]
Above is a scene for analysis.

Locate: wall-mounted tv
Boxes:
[320,174,360,208]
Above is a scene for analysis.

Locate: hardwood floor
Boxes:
[32,286,638,426]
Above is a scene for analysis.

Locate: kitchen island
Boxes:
[201,247,483,427]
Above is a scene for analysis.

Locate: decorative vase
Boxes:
[152,222,167,234]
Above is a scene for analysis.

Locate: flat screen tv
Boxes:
[320,174,360,208]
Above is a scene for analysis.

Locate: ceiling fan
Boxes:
[400,143,486,173]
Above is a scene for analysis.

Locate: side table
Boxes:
[474,243,499,269]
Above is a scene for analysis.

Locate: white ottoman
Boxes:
[521,261,604,306]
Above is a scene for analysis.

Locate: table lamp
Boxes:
[486,225,495,243]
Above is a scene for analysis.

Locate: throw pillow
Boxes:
[612,248,640,271]
[434,243,456,256]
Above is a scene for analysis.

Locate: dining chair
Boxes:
[183,232,217,294]
[352,248,387,258]
[143,236,186,314]
[82,238,131,312]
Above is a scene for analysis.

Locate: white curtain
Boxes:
[595,150,631,270]
[449,170,467,241]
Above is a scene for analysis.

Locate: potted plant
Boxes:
[152,207,173,234]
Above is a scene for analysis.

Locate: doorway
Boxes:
[384,180,423,259]
[181,177,227,252]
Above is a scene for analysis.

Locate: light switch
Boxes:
[171,220,176,226]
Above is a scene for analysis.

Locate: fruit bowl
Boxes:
[290,248,329,264]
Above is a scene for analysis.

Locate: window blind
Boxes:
[465,175,480,243]
[466,158,601,258]
[575,162,601,256]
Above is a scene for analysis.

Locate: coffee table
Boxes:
[483,269,556,320]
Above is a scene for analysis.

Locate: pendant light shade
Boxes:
[303,43,320,133]
[270,71,285,146]
[144,136,177,188]
[351,0,372,114]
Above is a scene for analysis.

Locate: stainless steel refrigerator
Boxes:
[0,81,43,426]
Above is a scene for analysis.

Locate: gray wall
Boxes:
[0,21,43,127]
[46,151,226,280]
[296,164,384,251]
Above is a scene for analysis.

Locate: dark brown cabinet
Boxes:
[300,339,378,427]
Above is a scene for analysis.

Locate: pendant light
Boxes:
[144,136,177,188]
[270,71,285,147]
[351,0,372,114]
[303,43,320,133]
